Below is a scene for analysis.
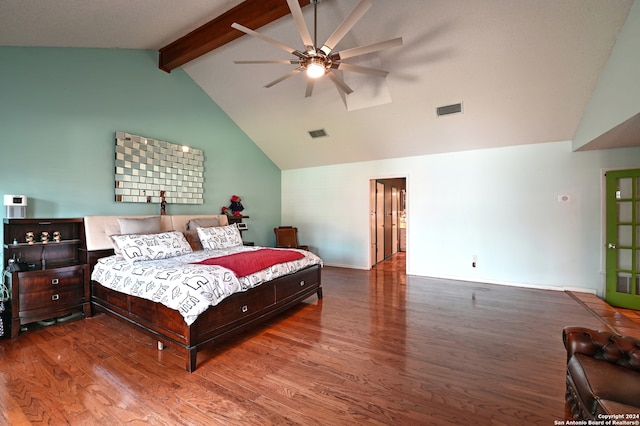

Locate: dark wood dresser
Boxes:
[3,218,90,338]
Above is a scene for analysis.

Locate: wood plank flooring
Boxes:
[1,252,637,425]
[567,290,640,338]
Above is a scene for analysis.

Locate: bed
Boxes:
[83,214,322,372]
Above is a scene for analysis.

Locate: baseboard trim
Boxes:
[407,273,599,295]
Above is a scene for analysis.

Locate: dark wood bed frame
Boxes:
[86,249,322,372]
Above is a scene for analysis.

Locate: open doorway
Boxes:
[369,177,407,268]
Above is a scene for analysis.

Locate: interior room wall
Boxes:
[283,1,640,296]
[573,0,640,149]
[0,47,281,255]
[282,141,640,295]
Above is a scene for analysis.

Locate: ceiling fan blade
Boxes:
[234,60,301,65]
[305,79,314,98]
[286,0,315,52]
[327,71,354,95]
[334,62,389,78]
[320,0,372,55]
[332,37,403,61]
[264,67,304,88]
[232,23,305,58]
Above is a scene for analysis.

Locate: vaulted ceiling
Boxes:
[0,0,633,169]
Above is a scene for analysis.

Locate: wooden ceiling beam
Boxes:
[159,0,311,73]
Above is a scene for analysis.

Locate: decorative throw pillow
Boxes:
[186,217,221,230]
[111,231,192,263]
[118,216,161,234]
[197,224,243,249]
[108,216,162,256]
[183,229,203,251]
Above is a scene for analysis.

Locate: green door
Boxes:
[605,169,640,309]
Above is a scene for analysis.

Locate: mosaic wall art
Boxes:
[114,131,204,204]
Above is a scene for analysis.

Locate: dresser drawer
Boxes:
[19,285,86,312]
[19,267,85,294]
[213,282,276,327]
[275,266,320,300]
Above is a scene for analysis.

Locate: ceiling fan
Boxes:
[231,0,403,98]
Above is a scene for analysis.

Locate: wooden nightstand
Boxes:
[3,218,90,337]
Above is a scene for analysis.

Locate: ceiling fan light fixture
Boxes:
[306,60,326,78]
[232,0,402,99]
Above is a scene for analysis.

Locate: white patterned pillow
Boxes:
[111,231,192,263]
[197,224,243,249]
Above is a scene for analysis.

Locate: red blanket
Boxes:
[192,249,305,278]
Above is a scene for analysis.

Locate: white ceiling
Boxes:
[0,0,633,170]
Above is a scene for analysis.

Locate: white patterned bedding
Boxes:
[91,245,322,325]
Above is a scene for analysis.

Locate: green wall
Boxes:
[0,47,281,255]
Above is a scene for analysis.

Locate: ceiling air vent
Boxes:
[436,103,463,117]
[308,129,328,138]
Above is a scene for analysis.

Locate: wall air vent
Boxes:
[436,103,463,117]
[308,129,328,138]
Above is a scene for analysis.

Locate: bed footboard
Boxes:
[90,264,322,372]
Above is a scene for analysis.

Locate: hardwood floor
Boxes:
[1,252,638,425]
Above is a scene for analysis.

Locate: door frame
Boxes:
[604,168,640,309]
[376,180,385,264]
[391,186,399,256]
[368,175,408,270]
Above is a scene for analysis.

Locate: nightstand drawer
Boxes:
[19,286,86,312]
[19,267,85,294]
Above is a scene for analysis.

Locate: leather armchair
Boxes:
[563,326,640,420]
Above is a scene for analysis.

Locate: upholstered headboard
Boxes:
[83,214,229,251]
